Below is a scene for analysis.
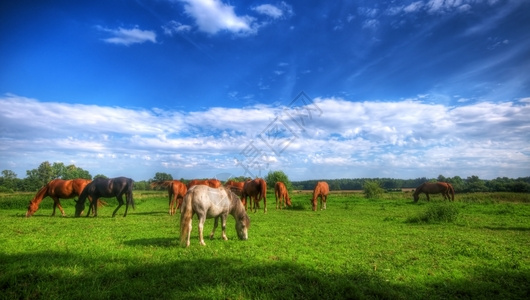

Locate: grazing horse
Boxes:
[26,178,105,217]
[150,180,188,215]
[274,181,292,209]
[180,185,250,247]
[413,182,455,202]
[241,178,267,213]
[75,177,135,217]
[187,179,222,189]
[311,181,329,211]
[224,180,245,196]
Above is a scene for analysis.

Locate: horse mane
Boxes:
[30,184,50,205]
[150,180,173,189]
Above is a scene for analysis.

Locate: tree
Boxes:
[465,175,488,192]
[94,174,108,179]
[0,170,18,192]
[152,172,173,182]
[25,161,54,190]
[265,170,292,191]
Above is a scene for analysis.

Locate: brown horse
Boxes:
[75,177,135,217]
[26,178,105,217]
[413,182,455,202]
[241,178,267,213]
[274,181,292,209]
[311,181,329,211]
[225,180,245,196]
[151,180,188,215]
[187,179,222,189]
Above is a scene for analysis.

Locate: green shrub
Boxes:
[363,180,384,199]
[407,203,459,223]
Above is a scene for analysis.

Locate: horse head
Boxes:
[286,196,292,207]
[74,198,85,217]
[412,191,419,202]
[236,214,250,240]
[26,201,39,217]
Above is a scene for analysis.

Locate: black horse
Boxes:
[75,177,135,217]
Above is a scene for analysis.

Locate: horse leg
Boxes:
[112,195,124,217]
[86,197,96,217]
[425,193,430,202]
[51,197,59,216]
[169,193,173,215]
[210,217,219,240]
[56,199,66,216]
[323,195,327,210]
[198,216,206,246]
[221,214,228,241]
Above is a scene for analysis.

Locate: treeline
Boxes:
[1,161,529,193]
[292,175,530,193]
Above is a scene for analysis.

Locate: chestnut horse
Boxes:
[241,178,267,213]
[225,180,245,196]
[274,181,292,209]
[413,182,455,202]
[75,177,135,217]
[311,181,329,211]
[180,185,250,247]
[187,179,222,189]
[26,178,104,217]
[151,180,188,215]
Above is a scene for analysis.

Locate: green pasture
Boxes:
[0,191,529,299]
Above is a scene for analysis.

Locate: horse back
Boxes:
[314,181,329,196]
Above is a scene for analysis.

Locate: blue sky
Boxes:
[1,0,529,181]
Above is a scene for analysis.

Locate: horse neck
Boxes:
[413,185,423,196]
[229,195,244,216]
[30,185,49,205]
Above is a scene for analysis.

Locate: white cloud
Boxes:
[97,26,157,46]
[253,4,283,18]
[180,0,255,35]
[1,94,528,180]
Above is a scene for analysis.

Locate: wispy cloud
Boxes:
[162,20,192,35]
[97,26,157,46]
[1,94,528,180]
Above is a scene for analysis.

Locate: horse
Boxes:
[224,180,245,196]
[150,180,188,215]
[413,182,455,202]
[311,181,329,211]
[274,181,292,209]
[180,185,250,247]
[75,177,135,217]
[241,178,267,213]
[26,178,105,217]
[187,179,222,189]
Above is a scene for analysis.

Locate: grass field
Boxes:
[1,190,529,299]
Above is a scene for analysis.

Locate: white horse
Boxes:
[180,185,250,247]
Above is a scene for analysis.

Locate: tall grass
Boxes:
[1,191,529,299]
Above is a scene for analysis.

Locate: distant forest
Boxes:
[1,161,529,193]
[290,176,530,193]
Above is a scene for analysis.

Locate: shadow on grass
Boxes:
[1,251,529,299]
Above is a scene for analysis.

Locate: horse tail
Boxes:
[127,179,135,210]
[260,179,267,202]
[180,188,194,247]
[448,183,455,201]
